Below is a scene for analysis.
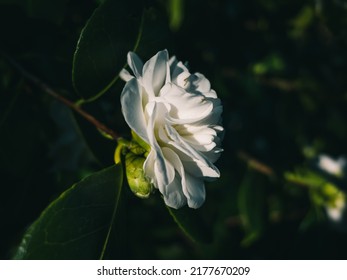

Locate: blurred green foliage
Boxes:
[1,0,347,259]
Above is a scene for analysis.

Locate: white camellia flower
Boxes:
[120,50,223,209]
[326,191,345,222]
[318,154,346,177]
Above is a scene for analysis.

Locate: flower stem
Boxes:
[2,51,120,141]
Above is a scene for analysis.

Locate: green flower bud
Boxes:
[125,151,153,199]
[114,133,153,199]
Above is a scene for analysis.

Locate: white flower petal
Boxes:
[193,99,223,126]
[176,124,219,150]
[163,176,187,209]
[201,148,223,164]
[160,83,214,121]
[184,135,217,152]
[143,150,157,184]
[162,147,205,208]
[143,149,174,196]
[162,147,187,209]
[145,102,175,191]
[204,89,218,99]
[120,79,148,142]
[119,69,133,82]
[175,124,214,135]
[176,71,191,89]
[127,52,143,79]
[169,57,189,83]
[165,59,171,84]
[142,50,169,96]
[184,173,206,209]
[191,73,211,93]
[165,123,220,178]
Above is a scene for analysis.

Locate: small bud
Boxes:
[125,151,153,199]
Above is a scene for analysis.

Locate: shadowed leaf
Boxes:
[72,0,143,101]
[13,165,123,259]
[167,205,213,244]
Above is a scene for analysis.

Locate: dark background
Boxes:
[1,0,347,259]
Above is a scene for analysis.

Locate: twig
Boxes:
[237,150,275,178]
[1,52,120,141]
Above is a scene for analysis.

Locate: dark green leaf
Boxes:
[167,205,213,244]
[72,0,143,100]
[13,165,123,259]
[134,7,172,59]
[72,0,172,102]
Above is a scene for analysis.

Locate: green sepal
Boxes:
[125,151,153,199]
[131,131,150,155]
[114,132,153,199]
